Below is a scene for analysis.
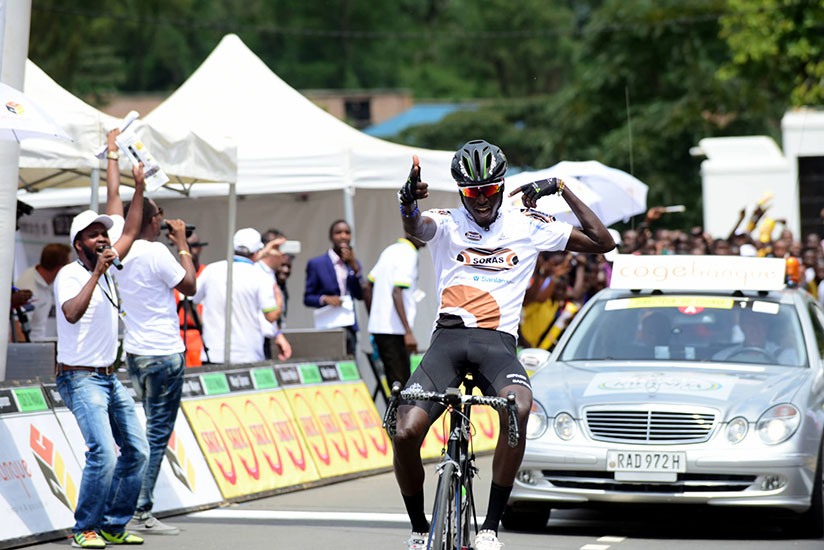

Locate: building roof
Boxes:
[364,103,476,138]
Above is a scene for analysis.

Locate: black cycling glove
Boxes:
[399,162,420,205]
[520,178,562,203]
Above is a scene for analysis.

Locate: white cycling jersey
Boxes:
[423,204,573,338]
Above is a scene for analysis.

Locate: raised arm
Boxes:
[112,163,145,261]
[105,129,124,217]
[561,186,614,253]
[166,219,197,296]
[399,155,437,242]
[509,178,614,254]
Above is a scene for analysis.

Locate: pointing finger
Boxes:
[508,184,525,197]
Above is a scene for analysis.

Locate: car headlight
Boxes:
[726,417,748,444]
[756,404,800,445]
[526,400,549,440]
[553,412,576,441]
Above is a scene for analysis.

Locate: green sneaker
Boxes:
[99,530,144,545]
[72,531,106,548]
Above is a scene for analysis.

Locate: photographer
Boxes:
[107,129,196,535]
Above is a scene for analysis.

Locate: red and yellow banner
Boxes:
[284,381,392,478]
[420,386,501,459]
[181,390,320,499]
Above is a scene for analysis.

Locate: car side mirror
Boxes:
[518,348,552,375]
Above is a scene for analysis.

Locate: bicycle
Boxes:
[383,377,520,550]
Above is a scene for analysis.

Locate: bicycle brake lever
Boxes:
[381,383,403,438]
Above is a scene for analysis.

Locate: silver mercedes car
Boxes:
[505,256,824,537]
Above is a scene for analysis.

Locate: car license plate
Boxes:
[607,450,686,473]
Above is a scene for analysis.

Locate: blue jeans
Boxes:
[56,370,149,534]
[126,352,185,514]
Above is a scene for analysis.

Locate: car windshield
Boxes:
[558,295,808,366]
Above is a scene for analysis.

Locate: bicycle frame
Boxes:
[383,379,518,550]
[440,380,477,550]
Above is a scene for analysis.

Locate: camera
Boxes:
[161,222,195,237]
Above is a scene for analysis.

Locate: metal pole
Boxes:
[343,151,356,247]
[0,0,32,381]
[90,167,100,211]
[224,181,237,365]
[343,186,356,247]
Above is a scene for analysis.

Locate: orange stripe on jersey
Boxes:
[441,285,501,330]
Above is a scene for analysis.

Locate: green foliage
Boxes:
[27,0,816,231]
[719,0,824,107]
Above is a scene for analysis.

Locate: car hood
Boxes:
[532,361,813,421]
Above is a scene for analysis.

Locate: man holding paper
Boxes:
[304,219,370,356]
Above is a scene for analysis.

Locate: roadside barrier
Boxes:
[0,358,504,549]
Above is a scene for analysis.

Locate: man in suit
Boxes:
[304,219,370,356]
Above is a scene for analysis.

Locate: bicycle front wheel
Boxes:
[428,461,457,550]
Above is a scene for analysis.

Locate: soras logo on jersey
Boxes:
[456,247,519,272]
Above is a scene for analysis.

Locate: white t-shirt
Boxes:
[367,239,418,335]
[423,205,572,338]
[54,261,121,366]
[117,239,186,355]
[15,266,54,341]
[257,261,278,338]
[194,258,278,364]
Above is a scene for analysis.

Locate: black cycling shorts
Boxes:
[403,327,531,419]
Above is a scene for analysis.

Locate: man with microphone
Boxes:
[106,125,198,535]
[54,137,149,548]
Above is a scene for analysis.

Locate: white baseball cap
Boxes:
[69,210,114,245]
[233,228,263,255]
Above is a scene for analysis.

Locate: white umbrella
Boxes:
[0,82,70,142]
[505,160,648,226]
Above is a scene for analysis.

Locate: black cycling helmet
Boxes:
[451,140,507,187]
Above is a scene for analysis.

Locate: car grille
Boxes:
[542,471,755,493]
[584,407,717,444]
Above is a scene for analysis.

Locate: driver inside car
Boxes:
[713,307,798,365]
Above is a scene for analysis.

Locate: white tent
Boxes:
[17,60,236,202]
[12,59,241,366]
[136,34,462,355]
[144,33,455,196]
[14,37,461,360]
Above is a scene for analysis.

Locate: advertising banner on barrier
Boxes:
[181,369,320,499]
[119,379,223,514]
[326,382,392,469]
[419,386,501,460]
[45,381,222,516]
[284,380,393,479]
[0,385,82,545]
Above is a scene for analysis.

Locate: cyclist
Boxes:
[395,140,614,549]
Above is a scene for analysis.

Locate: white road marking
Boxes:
[580,545,611,550]
[188,509,486,524]
[598,536,626,543]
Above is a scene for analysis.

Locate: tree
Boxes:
[719,0,824,107]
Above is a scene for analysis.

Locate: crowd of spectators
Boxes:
[518,203,824,350]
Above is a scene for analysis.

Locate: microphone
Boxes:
[97,245,123,270]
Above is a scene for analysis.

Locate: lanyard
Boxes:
[76,260,121,314]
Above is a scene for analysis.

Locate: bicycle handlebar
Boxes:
[381,383,520,448]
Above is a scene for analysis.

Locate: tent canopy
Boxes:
[144,34,454,195]
[18,60,236,195]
